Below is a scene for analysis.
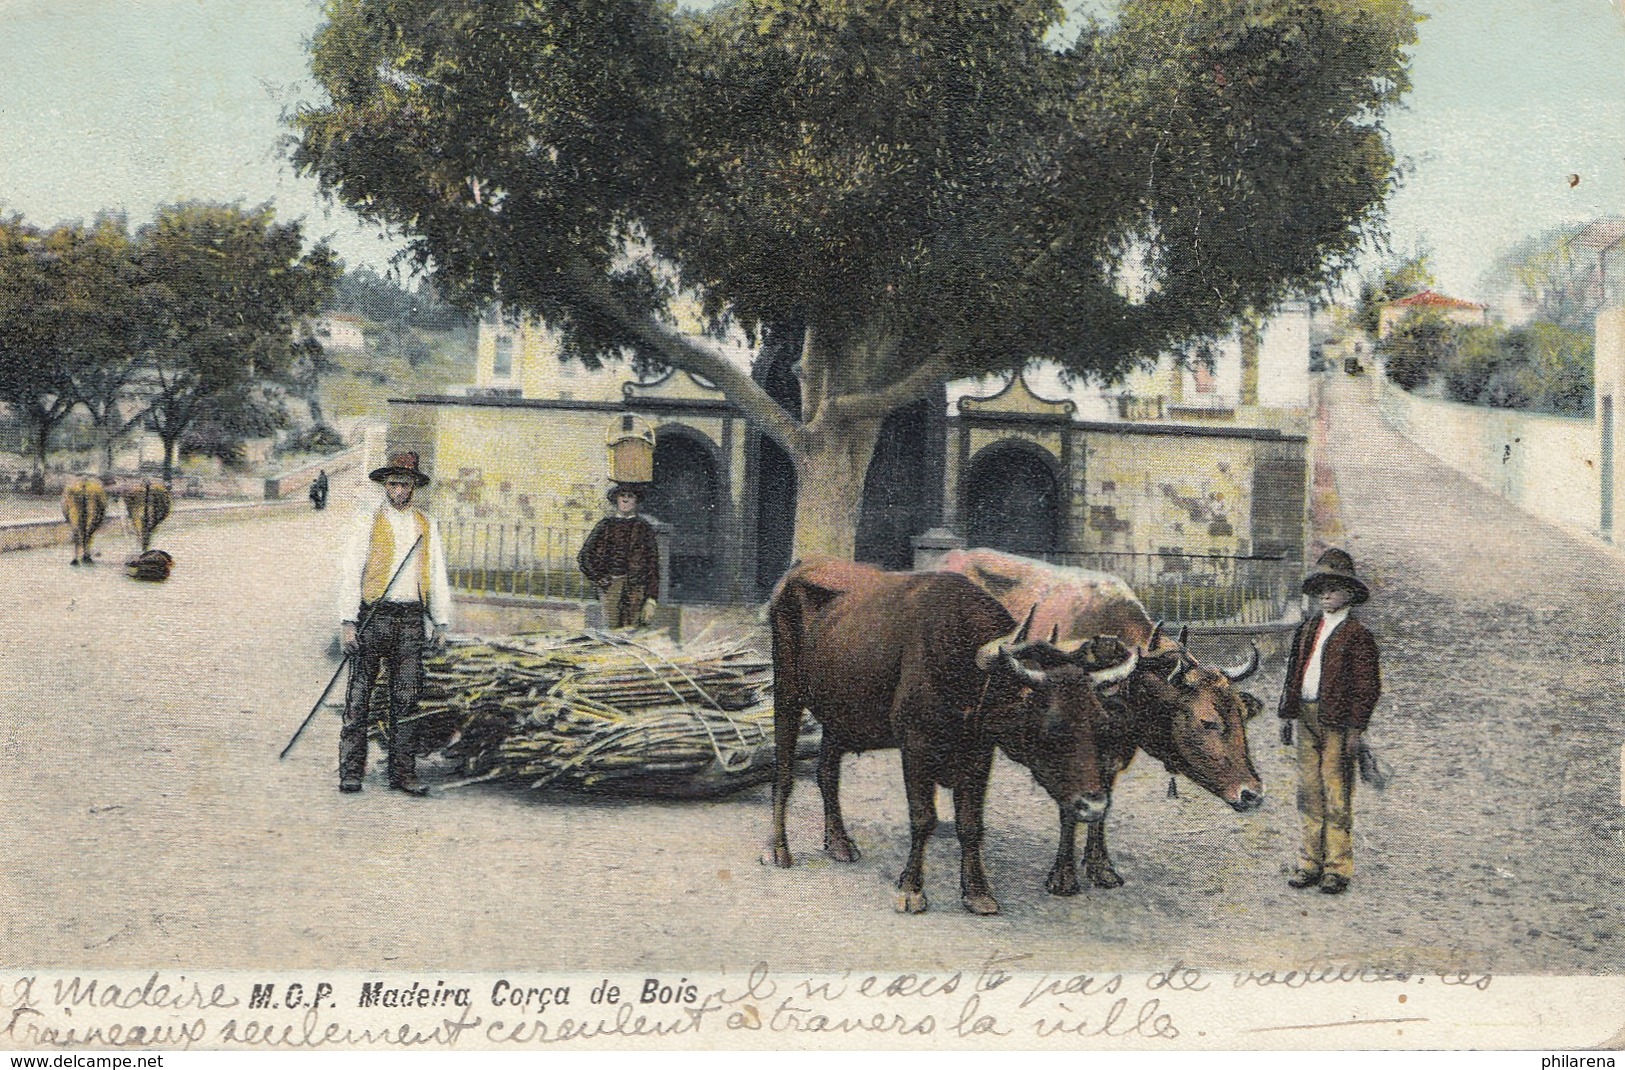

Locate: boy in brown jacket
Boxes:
[1278,549,1382,895]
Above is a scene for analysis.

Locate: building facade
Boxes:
[387,310,1311,614]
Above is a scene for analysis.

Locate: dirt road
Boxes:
[1,394,1620,976]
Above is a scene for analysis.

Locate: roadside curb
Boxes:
[0,497,312,555]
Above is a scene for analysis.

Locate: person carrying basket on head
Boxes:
[578,482,660,629]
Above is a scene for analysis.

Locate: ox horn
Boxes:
[1000,646,1049,689]
[1048,623,1060,644]
[1015,603,1038,642]
[975,604,1040,672]
[1090,647,1138,688]
[1221,641,1261,683]
[1147,620,1164,651]
[1177,624,1190,650]
[1167,652,1192,684]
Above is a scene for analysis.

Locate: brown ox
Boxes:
[124,480,172,552]
[941,548,1264,893]
[61,477,109,566]
[768,558,1136,915]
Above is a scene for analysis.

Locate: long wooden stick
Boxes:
[279,533,425,760]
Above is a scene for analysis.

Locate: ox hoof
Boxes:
[1045,867,1082,897]
[962,893,1000,916]
[1086,865,1125,889]
[895,890,929,914]
[760,846,794,869]
[69,559,80,566]
[824,839,861,863]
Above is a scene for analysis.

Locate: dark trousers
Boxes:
[341,604,425,784]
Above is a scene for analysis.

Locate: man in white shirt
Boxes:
[335,451,453,796]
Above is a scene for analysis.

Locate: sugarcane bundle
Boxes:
[366,629,812,797]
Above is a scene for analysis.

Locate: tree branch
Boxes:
[565,264,808,456]
[828,353,953,420]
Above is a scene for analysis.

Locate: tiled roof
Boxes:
[1390,289,1485,311]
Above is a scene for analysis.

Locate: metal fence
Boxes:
[1034,549,1301,626]
[446,517,1300,625]
[444,520,598,600]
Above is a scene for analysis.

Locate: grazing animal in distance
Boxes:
[126,549,175,582]
[767,558,1136,915]
[62,476,109,566]
[941,547,1264,892]
[124,480,172,552]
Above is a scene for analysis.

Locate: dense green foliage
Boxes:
[328,266,470,332]
[294,0,1418,554]
[0,203,338,480]
[1378,307,1452,391]
[1381,311,1594,416]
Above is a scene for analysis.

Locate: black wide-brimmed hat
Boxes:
[606,482,650,503]
[1302,548,1369,604]
[370,451,431,487]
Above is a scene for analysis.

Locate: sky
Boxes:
[1,0,1623,303]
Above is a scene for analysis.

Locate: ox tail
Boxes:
[767,579,809,866]
[766,574,841,867]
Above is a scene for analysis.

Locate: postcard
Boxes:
[1,0,1622,1054]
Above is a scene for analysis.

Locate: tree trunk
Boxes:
[33,419,50,483]
[790,417,885,562]
[161,434,178,486]
[95,411,116,475]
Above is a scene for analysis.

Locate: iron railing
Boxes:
[444,520,598,600]
[1032,549,1300,626]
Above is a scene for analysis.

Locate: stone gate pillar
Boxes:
[1596,308,1625,542]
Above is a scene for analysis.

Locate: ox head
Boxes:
[974,611,1135,825]
[1134,632,1264,812]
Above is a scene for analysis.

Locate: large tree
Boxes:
[134,202,339,483]
[294,0,1417,558]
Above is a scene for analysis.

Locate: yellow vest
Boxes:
[361,508,431,605]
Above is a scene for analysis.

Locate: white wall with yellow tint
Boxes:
[474,314,621,403]
[389,402,609,530]
[1378,375,1601,536]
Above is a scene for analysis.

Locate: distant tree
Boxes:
[1357,250,1436,336]
[180,383,291,466]
[1379,306,1453,391]
[294,0,1420,559]
[329,265,470,331]
[1439,324,1510,405]
[55,214,150,473]
[0,217,80,482]
[1434,320,1592,416]
[1480,223,1608,335]
[134,202,339,483]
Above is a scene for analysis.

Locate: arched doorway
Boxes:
[962,443,1061,555]
[643,433,722,603]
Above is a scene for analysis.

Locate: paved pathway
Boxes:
[1312,372,1625,972]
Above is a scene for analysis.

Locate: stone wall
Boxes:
[1377,375,1600,536]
